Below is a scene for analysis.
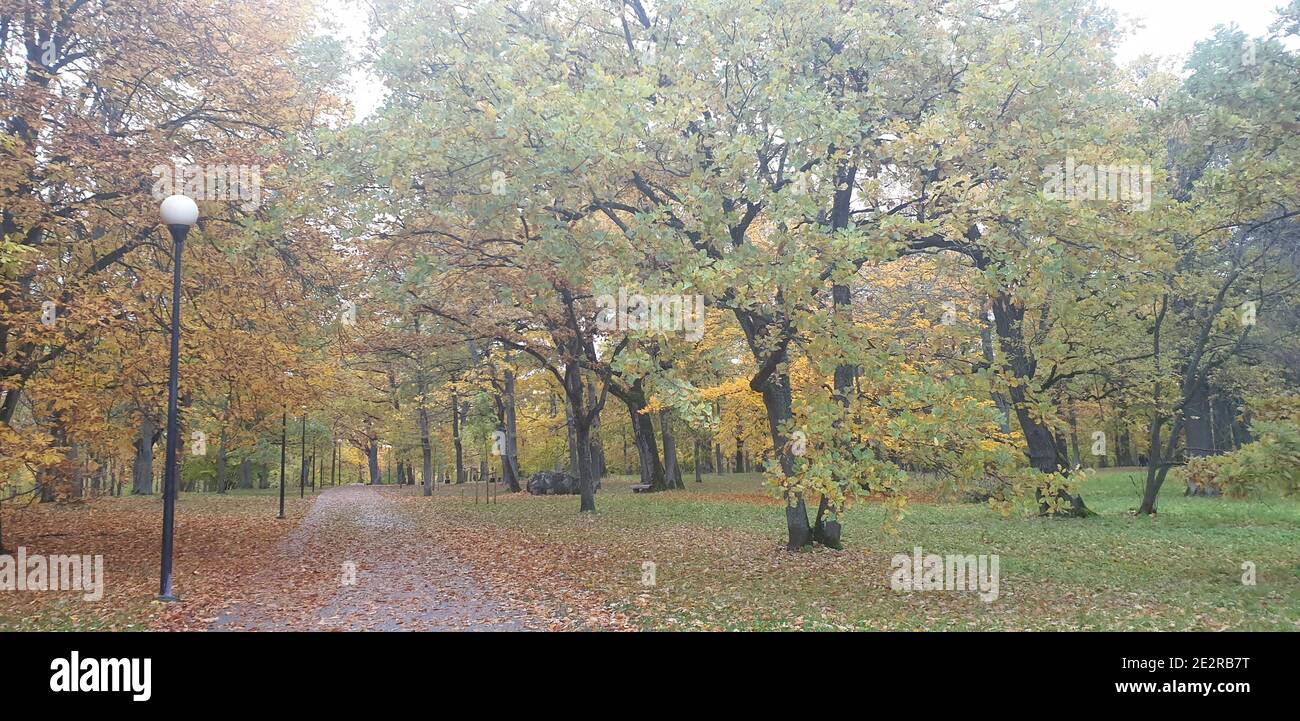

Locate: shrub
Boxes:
[1177,419,1300,498]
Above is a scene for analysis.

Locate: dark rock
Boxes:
[526,471,599,496]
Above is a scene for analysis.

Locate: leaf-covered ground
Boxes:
[0,491,312,630]
[410,469,1300,631]
[1,469,1296,631]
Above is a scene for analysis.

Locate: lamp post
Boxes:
[278,410,287,519]
[299,413,307,498]
[158,194,198,602]
[279,370,295,519]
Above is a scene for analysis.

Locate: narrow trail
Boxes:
[212,485,542,631]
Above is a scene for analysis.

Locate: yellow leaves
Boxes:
[694,377,758,402]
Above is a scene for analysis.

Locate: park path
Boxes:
[212,485,542,631]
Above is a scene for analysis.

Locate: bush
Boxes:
[1177,419,1300,498]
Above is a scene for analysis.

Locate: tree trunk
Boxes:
[758,370,811,550]
[815,275,853,549]
[238,457,252,489]
[980,311,1013,432]
[1139,295,1175,515]
[1140,414,1182,514]
[573,419,596,512]
[216,438,228,494]
[585,378,607,482]
[367,441,381,485]
[565,399,580,475]
[990,293,1090,516]
[659,408,683,489]
[1116,424,1135,466]
[562,360,599,513]
[420,404,434,496]
[131,414,159,495]
[0,387,21,426]
[452,391,466,484]
[1067,398,1082,469]
[620,386,665,489]
[498,366,522,492]
[693,440,703,483]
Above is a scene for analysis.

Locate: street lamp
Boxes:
[278,410,288,519]
[158,194,198,602]
[279,371,293,519]
[299,412,307,498]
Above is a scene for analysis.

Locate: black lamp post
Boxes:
[279,370,296,519]
[299,413,307,498]
[158,194,198,602]
[278,410,287,519]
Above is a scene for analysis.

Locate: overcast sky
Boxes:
[319,0,1290,121]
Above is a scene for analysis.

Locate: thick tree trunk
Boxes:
[216,439,228,494]
[574,419,596,512]
[758,371,811,550]
[132,415,159,495]
[420,405,434,496]
[991,293,1089,516]
[367,441,381,485]
[816,279,853,549]
[659,409,683,489]
[561,357,599,513]
[565,400,580,475]
[0,387,21,426]
[620,387,665,489]
[585,379,606,482]
[238,457,252,489]
[452,391,466,484]
[494,366,522,492]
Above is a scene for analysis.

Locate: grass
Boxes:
[413,468,1300,630]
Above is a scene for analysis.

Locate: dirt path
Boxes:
[212,485,543,631]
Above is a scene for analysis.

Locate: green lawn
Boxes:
[417,468,1300,630]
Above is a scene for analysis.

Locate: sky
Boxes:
[1105,0,1281,61]
[319,0,1290,122]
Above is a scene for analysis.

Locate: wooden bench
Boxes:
[630,484,653,493]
